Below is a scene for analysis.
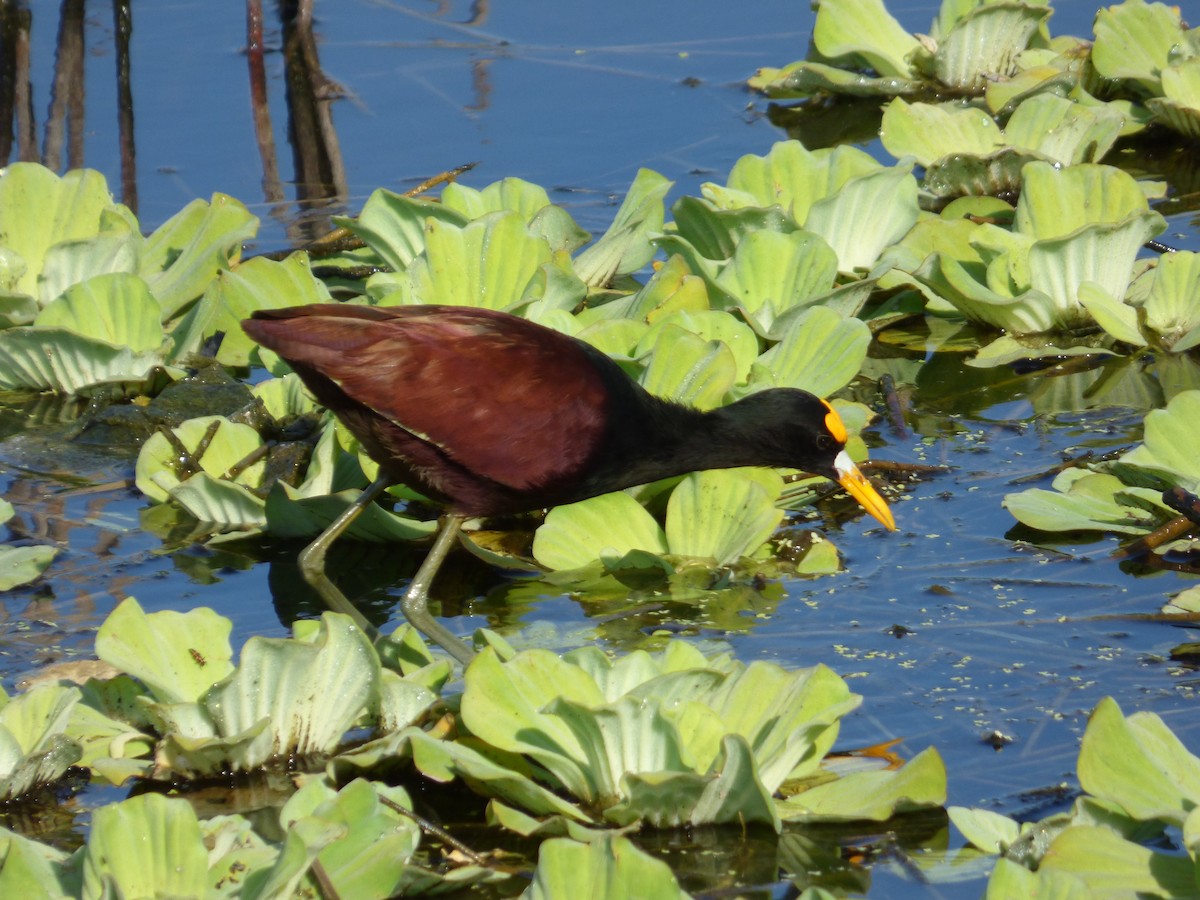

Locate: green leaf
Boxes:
[1003,94,1124,166]
[1078,696,1200,825]
[0,163,122,301]
[522,835,691,900]
[1092,0,1190,94]
[573,169,672,287]
[340,189,468,272]
[949,806,1022,854]
[1150,59,1200,138]
[1015,162,1161,242]
[170,472,267,531]
[391,210,552,309]
[664,469,783,564]
[1143,250,1200,350]
[811,0,920,79]
[1078,281,1145,347]
[401,727,594,821]
[38,232,139,306]
[752,306,871,397]
[0,326,163,394]
[95,597,234,704]
[610,734,780,829]
[1003,471,1168,534]
[712,229,840,328]
[778,747,947,821]
[716,142,880,230]
[140,193,258,320]
[533,492,667,571]
[280,780,421,899]
[198,613,378,771]
[879,99,1003,167]
[135,415,267,504]
[0,685,82,800]
[1120,390,1200,487]
[34,273,163,354]
[1039,824,1197,898]
[0,827,74,898]
[636,310,760,383]
[637,324,738,409]
[669,195,796,260]
[803,162,919,271]
[927,1,1051,91]
[82,794,209,900]
[174,252,332,365]
[986,858,1091,900]
[0,545,56,591]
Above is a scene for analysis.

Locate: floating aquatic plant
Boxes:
[954,697,1200,898]
[1004,390,1200,549]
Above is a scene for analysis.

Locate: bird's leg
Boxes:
[400,514,476,667]
[298,475,393,638]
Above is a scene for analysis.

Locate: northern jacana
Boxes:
[243,304,895,665]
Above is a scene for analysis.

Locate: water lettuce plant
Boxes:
[954,697,1200,898]
[905,161,1166,335]
[750,0,1052,99]
[1004,389,1200,548]
[0,498,55,591]
[341,636,944,832]
[0,163,256,394]
[0,599,943,896]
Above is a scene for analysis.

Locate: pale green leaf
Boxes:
[778,747,946,821]
[573,169,672,286]
[664,470,783,564]
[1039,824,1197,898]
[1092,0,1189,93]
[1078,281,1144,346]
[637,324,738,409]
[1078,696,1200,825]
[522,835,691,900]
[169,472,267,531]
[752,306,871,397]
[0,326,162,394]
[82,794,209,900]
[713,229,839,327]
[140,194,258,320]
[95,597,234,704]
[930,1,1051,91]
[949,806,1023,854]
[174,252,332,365]
[0,163,120,300]
[533,492,667,571]
[812,0,920,78]
[34,272,162,354]
[1120,390,1200,486]
[339,190,468,272]
[0,545,56,591]
[879,99,1003,166]
[201,613,378,771]
[135,415,266,504]
[394,210,552,309]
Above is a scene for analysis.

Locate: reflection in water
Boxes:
[42,0,84,173]
[113,0,135,211]
[0,0,349,234]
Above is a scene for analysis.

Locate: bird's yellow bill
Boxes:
[834,451,896,531]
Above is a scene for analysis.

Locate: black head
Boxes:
[719,388,896,530]
[718,389,848,474]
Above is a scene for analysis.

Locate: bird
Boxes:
[242,303,895,665]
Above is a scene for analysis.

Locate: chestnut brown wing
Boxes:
[244,305,612,495]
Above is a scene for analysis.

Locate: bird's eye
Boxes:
[816,434,834,451]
